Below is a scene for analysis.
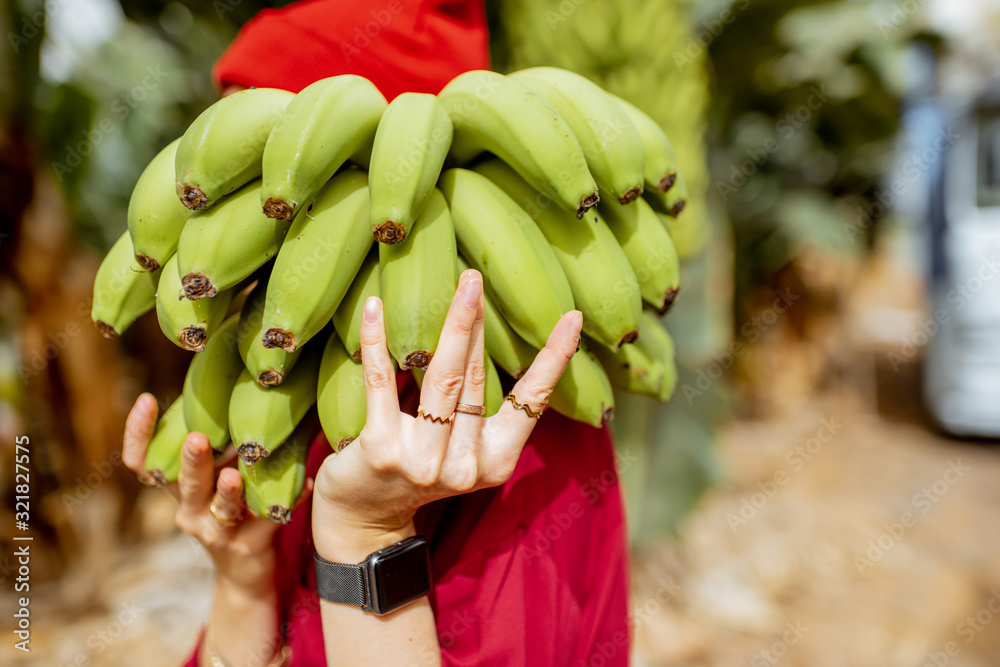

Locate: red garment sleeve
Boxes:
[212,0,490,98]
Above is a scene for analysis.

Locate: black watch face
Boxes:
[369,540,432,614]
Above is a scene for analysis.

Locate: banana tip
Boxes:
[351,349,362,363]
[179,185,208,211]
[658,172,677,193]
[135,253,160,272]
[139,470,167,488]
[403,350,432,371]
[668,200,686,218]
[373,221,407,245]
[94,320,118,339]
[178,326,208,351]
[658,287,680,314]
[618,187,643,205]
[237,442,270,464]
[336,437,354,452]
[181,273,217,300]
[262,197,294,220]
[267,505,292,524]
[256,370,284,387]
[262,328,297,353]
[602,406,615,424]
[576,191,600,219]
[618,330,640,348]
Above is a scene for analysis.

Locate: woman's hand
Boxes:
[121,396,299,590]
[311,269,583,562]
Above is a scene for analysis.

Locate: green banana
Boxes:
[437,70,599,218]
[608,93,680,195]
[237,277,304,386]
[439,168,575,350]
[380,188,457,370]
[598,196,680,313]
[485,353,504,417]
[457,255,536,379]
[331,246,379,362]
[91,231,161,338]
[182,315,243,451]
[591,337,664,398]
[473,159,641,351]
[239,409,319,524]
[176,180,292,300]
[644,169,688,218]
[548,348,615,427]
[155,254,233,351]
[261,76,387,220]
[175,87,294,211]
[634,309,678,401]
[143,395,188,488]
[261,170,373,353]
[230,343,322,464]
[368,92,453,244]
[316,331,366,452]
[509,68,645,205]
[127,139,190,271]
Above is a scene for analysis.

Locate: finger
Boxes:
[208,467,246,526]
[176,432,216,517]
[213,443,238,470]
[359,297,400,441]
[481,310,582,484]
[123,393,159,477]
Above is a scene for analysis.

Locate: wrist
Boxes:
[313,514,417,564]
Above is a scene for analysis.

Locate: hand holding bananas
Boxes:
[311,270,583,563]
[94,68,687,525]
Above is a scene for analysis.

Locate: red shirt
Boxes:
[185,2,631,663]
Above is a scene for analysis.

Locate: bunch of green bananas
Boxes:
[92,68,688,524]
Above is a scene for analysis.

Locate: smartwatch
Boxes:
[314,535,432,616]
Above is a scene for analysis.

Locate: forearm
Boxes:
[200,574,282,667]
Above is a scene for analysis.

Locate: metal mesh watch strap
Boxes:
[314,554,369,610]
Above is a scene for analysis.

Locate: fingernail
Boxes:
[183,439,199,461]
[463,278,482,309]
[363,297,381,324]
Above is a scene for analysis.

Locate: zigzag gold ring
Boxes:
[506,393,544,420]
[417,406,456,425]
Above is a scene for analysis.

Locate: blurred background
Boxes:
[2,0,1000,664]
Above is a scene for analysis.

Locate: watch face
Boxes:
[369,538,432,614]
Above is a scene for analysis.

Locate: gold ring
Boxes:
[210,503,241,527]
[455,403,486,416]
[506,393,544,419]
[417,406,455,424]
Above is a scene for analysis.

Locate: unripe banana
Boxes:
[175,88,294,210]
[261,76,387,220]
[591,337,664,398]
[176,180,292,300]
[645,170,689,218]
[127,139,190,271]
[607,93,680,195]
[473,159,641,351]
[143,395,188,488]
[261,170,373,353]
[331,247,379,362]
[598,196,680,313]
[634,309,678,402]
[182,315,243,451]
[485,353,504,417]
[439,168,575,350]
[316,331,366,451]
[509,68,645,205]
[91,231,161,338]
[238,278,304,386]
[239,409,319,524]
[457,255,536,379]
[230,342,322,464]
[155,254,233,351]
[548,348,615,427]
[380,189,457,370]
[368,93,453,244]
[438,70,599,218]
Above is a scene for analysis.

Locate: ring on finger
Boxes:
[210,503,242,527]
[417,406,456,424]
[506,393,544,420]
[455,403,486,417]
